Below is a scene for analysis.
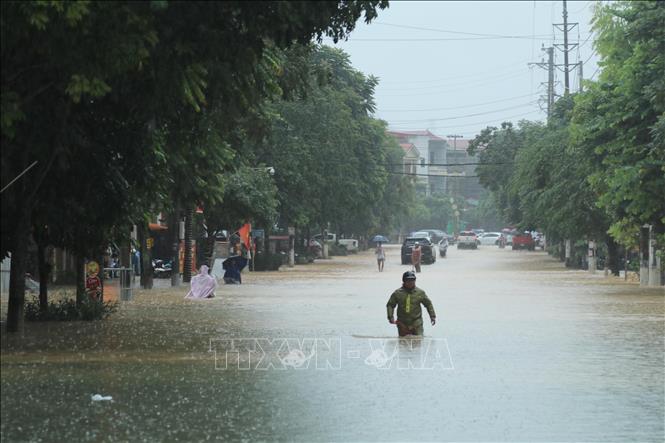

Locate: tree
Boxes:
[571,0,665,244]
[1,1,389,332]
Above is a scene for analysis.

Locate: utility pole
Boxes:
[446,134,462,150]
[578,60,583,93]
[562,0,570,93]
[529,46,555,120]
[553,0,578,96]
[446,134,463,196]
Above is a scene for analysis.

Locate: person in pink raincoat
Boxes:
[185,264,217,299]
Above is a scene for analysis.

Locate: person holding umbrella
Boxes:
[222,255,248,284]
[375,242,386,272]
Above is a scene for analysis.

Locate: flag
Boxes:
[237,223,251,250]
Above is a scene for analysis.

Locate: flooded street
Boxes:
[2,246,664,442]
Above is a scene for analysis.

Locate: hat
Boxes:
[402,271,417,281]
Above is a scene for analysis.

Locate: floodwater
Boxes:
[1,246,663,442]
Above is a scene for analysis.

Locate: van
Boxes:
[313,233,336,242]
[338,238,358,253]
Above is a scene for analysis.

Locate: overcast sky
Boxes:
[323,0,600,139]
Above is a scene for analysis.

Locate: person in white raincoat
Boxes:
[185,265,217,299]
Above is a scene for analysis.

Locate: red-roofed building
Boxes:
[399,142,420,177]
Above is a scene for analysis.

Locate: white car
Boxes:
[338,238,358,253]
[457,231,478,249]
[478,232,502,245]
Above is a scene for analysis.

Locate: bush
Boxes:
[253,252,282,271]
[25,295,118,322]
[295,253,316,264]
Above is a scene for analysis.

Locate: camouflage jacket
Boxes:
[386,286,436,326]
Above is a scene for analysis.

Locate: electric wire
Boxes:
[384,101,540,123]
[388,109,544,132]
[378,92,539,112]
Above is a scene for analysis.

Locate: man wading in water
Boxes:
[386,271,436,336]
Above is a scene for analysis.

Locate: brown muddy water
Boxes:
[1,246,664,442]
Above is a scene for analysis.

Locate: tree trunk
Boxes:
[138,222,153,289]
[75,253,85,307]
[639,226,650,286]
[606,235,620,276]
[558,239,565,262]
[37,241,50,313]
[6,209,31,333]
[183,207,193,282]
[170,210,181,287]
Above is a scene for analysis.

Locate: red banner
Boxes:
[238,223,251,250]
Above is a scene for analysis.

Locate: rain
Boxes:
[2,1,664,442]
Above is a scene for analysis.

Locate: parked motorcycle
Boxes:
[152,259,173,278]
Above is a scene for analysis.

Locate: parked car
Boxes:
[512,232,536,250]
[457,231,478,249]
[338,238,358,253]
[401,237,436,264]
[478,232,502,246]
[419,229,446,244]
[410,231,432,241]
[438,238,449,257]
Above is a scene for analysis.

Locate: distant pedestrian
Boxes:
[411,242,422,273]
[375,243,386,272]
[131,248,141,276]
[386,271,436,336]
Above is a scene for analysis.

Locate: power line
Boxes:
[389,162,514,167]
[377,58,534,85]
[377,66,528,92]
[373,21,569,40]
[349,35,587,42]
[582,50,597,66]
[387,171,480,178]
[385,102,539,124]
[590,65,601,80]
[378,71,533,97]
[379,92,539,112]
[388,109,544,132]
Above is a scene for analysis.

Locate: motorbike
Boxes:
[152,259,173,278]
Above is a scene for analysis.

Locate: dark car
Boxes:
[401,237,436,265]
[419,229,447,244]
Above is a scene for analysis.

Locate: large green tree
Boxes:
[571,0,665,243]
[1,1,388,332]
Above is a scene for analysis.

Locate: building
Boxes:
[444,138,484,201]
[399,142,420,180]
[388,130,449,196]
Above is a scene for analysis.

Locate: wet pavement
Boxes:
[1,245,664,442]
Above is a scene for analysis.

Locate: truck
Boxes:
[511,232,535,250]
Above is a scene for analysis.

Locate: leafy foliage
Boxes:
[25,294,118,321]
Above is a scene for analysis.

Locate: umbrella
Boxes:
[222,255,248,271]
[371,235,390,243]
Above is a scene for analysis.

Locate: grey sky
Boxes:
[324,0,600,139]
